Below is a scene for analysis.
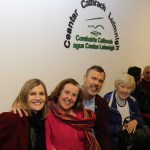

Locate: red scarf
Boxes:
[49,100,101,150]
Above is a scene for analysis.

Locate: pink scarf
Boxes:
[49,100,101,150]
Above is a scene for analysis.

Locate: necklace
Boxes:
[115,92,126,107]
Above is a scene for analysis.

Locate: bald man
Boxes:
[138,65,150,125]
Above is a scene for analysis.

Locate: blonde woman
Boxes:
[104,74,144,150]
[0,79,49,150]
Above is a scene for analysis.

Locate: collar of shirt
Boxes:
[83,96,96,112]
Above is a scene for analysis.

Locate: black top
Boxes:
[28,111,46,150]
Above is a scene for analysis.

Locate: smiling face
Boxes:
[27,84,46,113]
[116,84,132,100]
[82,69,105,100]
[57,83,79,112]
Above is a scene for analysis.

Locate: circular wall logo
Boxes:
[64,0,120,51]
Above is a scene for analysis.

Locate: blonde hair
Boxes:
[12,79,49,118]
[114,73,136,92]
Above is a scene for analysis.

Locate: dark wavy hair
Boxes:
[127,66,141,84]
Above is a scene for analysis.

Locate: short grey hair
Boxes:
[114,73,136,92]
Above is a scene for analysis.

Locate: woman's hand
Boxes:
[123,119,138,134]
[12,103,28,117]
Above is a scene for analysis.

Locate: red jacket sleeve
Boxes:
[0,112,29,150]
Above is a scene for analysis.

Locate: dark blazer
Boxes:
[93,94,111,150]
[0,112,29,150]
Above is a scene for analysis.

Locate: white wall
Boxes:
[0,0,150,112]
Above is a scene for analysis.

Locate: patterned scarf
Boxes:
[49,100,101,150]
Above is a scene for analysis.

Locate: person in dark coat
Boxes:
[0,79,49,150]
[82,65,111,150]
[104,74,144,150]
[128,66,150,126]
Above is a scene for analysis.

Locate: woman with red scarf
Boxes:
[45,78,100,150]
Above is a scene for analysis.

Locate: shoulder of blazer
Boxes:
[0,112,28,125]
[95,94,108,108]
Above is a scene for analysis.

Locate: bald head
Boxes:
[143,65,150,82]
